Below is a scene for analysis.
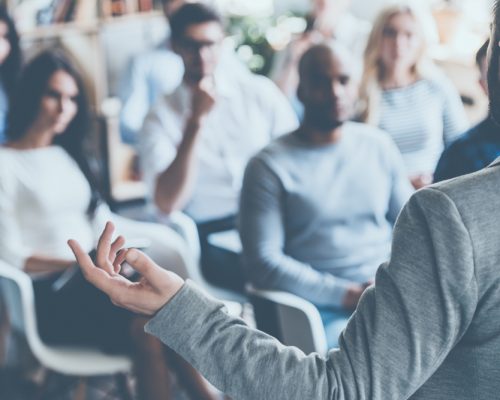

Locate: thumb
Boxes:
[124,248,164,282]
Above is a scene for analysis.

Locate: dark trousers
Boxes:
[196,215,246,293]
[33,273,132,354]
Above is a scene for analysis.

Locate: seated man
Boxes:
[139,3,298,291]
[239,43,413,347]
[434,39,500,182]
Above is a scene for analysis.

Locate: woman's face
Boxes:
[0,21,11,65]
[379,12,421,72]
[37,70,79,136]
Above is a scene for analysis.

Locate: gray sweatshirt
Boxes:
[239,124,413,307]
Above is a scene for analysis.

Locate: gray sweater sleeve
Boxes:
[238,156,354,308]
[145,187,478,400]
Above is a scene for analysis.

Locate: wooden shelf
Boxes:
[100,10,163,26]
[20,22,99,40]
[19,10,163,39]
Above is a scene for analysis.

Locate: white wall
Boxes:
[273,0,492,24]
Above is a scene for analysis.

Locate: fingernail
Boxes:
[126,248,139,262]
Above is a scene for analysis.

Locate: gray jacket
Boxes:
[145,160,500,399]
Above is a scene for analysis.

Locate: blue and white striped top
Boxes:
[378,77,468,176]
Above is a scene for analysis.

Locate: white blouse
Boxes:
[0,146,112,269]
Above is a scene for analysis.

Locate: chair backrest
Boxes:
[247,285,328,356]
[0,260,133,375]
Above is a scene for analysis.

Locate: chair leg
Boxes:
[116,373,134,400]
[74,377,86,400]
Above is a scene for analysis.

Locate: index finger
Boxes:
[96,221,115,274]
[68,238,115,294]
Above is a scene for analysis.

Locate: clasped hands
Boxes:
[68,221,184,316]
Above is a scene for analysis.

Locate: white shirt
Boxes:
[0,146,114,269]
[119,40,185,145]
[119,37,251,145]
[139,72,299,222]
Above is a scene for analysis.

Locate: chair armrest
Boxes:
[167,211,201,263]
[246,284,328,355]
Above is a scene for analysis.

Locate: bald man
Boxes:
[239,43,413,348]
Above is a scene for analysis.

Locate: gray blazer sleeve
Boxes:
[145,187,478,400]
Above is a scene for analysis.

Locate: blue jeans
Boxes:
[319,308,352,349]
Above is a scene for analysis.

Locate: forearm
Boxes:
[145,281,333,400]
[154,117,202,214]
[275,64,298,98]
[246,251,354,308]
[24,255,73,275]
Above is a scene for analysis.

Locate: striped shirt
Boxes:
[378,77,468,176]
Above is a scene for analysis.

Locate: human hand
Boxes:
[410,174,433,190]
[288,31,323,63]
[190,76,216,121]
[67,221,184,316]
[342,284,366,311]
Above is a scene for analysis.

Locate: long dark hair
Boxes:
[0,6,21,97]
[6,50,101,215]
[489,2,500,126]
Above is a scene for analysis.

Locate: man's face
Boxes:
[174,21,224,83]
[298,49,357,131]
[487,21,500,124]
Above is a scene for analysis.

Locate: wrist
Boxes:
[187,113,206,128]
[184,115,205,141]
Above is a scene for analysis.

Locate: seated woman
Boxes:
[0,50,219,400]
[0,5,21,143]
[358,4,468,189]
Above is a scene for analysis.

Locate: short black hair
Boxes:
[476,39,489,68]
[169,3,222,42]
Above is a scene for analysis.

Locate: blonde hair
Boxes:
[359,3,437,124]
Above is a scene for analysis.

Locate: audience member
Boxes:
[434,40,500,182]
[70,2,500,395]
[0,6,21,143]
[119,0,184,145]
[359,4,468,189]
[0,50,219,400]
[119,0,248,145]
[270,0,370,116]
[140,3,298,291]
[240,43,413,348]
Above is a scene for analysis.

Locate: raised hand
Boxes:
[191,76,217,120]
[67,221,184,316]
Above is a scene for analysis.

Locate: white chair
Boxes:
[0,260,133,398]
[246,285,328,356]
[167,211,247,306]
